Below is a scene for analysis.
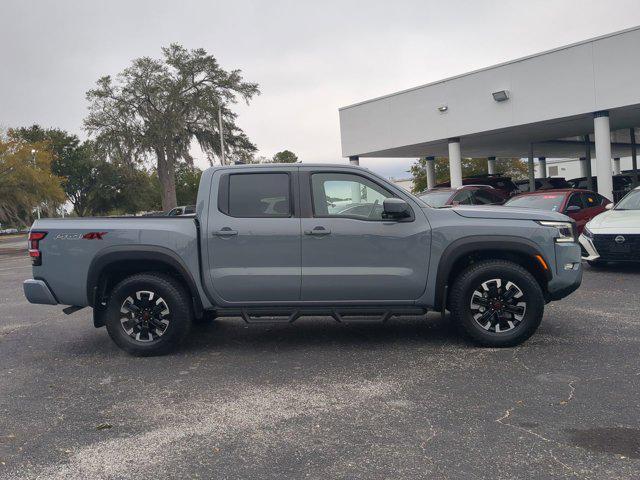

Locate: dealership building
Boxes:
[339,26,640,200]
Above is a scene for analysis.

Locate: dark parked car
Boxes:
[504,189,610,234]
[568,174,636,202]
[434,175,519,198]
[418,186,505,208]
[515,177,571,193]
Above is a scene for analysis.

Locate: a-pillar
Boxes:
[448,138,462,188]
[593,111,613,200]
[349,155,359,166]
[613,157,621,175]
[487,156,496,175]
[538,157,547,177]
[425,156,436,189]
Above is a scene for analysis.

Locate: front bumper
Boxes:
[23,279,58,305]
[546,242,583,301]
[578,234,599,261]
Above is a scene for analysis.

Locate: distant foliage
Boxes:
[0,132,65,227]
[410,157,528,193]
[272,150,298,163]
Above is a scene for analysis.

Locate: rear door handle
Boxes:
[304,226,331,236]
[213,228,238,237]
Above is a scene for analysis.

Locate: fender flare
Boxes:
[86,245,204,314]
[433,235,551,310]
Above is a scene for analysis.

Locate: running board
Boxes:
[215,307,427,324]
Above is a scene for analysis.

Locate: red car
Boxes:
[418,185,506,208]
[503,189,611,233]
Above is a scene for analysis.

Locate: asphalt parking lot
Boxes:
[0,235,639,480]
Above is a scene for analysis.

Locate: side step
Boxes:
[215,307,427,325]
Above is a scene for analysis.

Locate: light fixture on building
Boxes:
[492,90,509,102]
[437,105,448,112]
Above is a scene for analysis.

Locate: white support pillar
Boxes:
[487,156,496,175]
[538,157,547,177]
[593,111,613,200]
[448,138,462,188]
[425,156,436,189]
[528,145,535,192]
[579,157,588,177]
[613,157,621,175]
[349,155,359,166]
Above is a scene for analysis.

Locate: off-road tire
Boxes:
[105,272,192,356]
[449,259,545,347]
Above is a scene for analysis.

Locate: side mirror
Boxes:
[605,203,614,210]
[565,205,581,213]
[383,198,411,219]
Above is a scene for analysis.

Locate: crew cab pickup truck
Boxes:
[23,164,582,355]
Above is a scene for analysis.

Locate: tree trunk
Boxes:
[156,148,178,212]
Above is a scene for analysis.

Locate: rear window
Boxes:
[419,191,453,208]
[223,173,291,218]
[504,193,565,212]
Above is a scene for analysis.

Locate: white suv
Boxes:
[580,186,640,266]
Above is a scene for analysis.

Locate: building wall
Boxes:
[340,27,640,157]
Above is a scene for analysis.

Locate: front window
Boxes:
[615,190,640,210]
[504,193,566,212]
[418,191,453,208]
[311,173,393,220]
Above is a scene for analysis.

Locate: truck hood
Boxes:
[450,205,570,222]
[586,209,640,233]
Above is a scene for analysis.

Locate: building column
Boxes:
[613,157,621,175]
[487,156,496,175]
[579,157,588,177]
[448,138,462,188]
[528,144,535,192]
[425,156,436,189]
[593,111,613,200]
[349,155,359,166]
[538,157,547,177]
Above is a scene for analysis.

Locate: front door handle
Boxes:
[304,226,331,236]
[213,228,238,237]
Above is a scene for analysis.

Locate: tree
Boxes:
[0,132,65,227]
[174,163,202,205]
[12,125,99,216]
[272,150,298,163]
[410,157,528,193]
[85,44,260,211]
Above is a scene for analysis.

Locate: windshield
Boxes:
[615,190,640,210]
[504,193,565,212]
[419,191,453,208]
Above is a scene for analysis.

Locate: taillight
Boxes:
[28,231,47,266]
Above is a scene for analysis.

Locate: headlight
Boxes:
[583,226,593,239]
[538,221,575,243]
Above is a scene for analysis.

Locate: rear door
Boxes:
[299,168,430,302]
[206,167,301,303]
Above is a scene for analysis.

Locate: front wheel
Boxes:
[105,272,192,356]
[449,260,545,347]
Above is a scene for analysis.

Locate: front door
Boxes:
[206,168,301,303]
[300,169,431,302]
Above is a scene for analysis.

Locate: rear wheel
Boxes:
[449,260,544,347]
[105,273,192,356]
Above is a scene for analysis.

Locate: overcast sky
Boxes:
[2,0,640,179]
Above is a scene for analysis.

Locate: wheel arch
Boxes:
[434,236,552,311]
[87,245,204,319]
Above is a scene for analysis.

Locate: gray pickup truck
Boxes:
[23,164,582,355]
